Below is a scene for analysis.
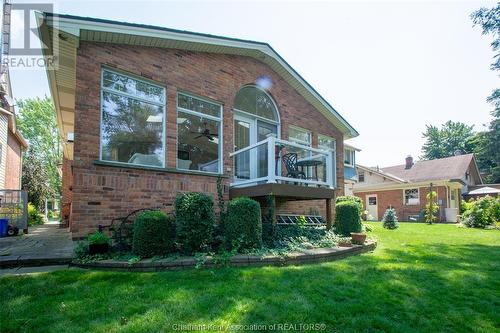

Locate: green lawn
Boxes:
[1,223,499,333]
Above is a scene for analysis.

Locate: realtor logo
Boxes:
[1,2,58,69]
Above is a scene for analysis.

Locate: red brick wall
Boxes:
[355,185,448,221]
[4,131,22,190]
[70,42,345,237]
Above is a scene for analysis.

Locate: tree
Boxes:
[22,146,53,209]
[421,121,475,160]
[16,97,62,207]
[471,5,500,183]
[425,189,439,225]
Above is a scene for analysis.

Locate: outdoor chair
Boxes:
[281,153,306,179]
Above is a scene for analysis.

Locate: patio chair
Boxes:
[281,153,306,179]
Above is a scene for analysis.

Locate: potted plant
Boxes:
[350,232,366,245]
[87,231,110,254]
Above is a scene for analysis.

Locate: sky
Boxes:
[7,0,499,167]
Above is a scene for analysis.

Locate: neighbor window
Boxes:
[100,69,165,167]
[404,188,419,205]
[358,172,365,182]
[344,148,354,166]
[177,93,222,173]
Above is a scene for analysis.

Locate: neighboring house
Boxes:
[0,73,28,191]
[343,143,360,195]
[37,13,358,238]
[353,154,483,222]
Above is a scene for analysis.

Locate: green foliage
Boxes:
[269,224,344,251]
[421,121,475,160]
[17,97,62,204]
[382,208,399,229]
[224,197,262,251]
[461,196,500,228]
[132,211,175,257]
[73,241,89,259]
[175,192,215,254]
[334,201,362,236]
[336,195,364,214]
[425,191,439,224]
[471,5,500,183]
[87,232,110,246]
[216,176,226,224]
[27,202,44,226]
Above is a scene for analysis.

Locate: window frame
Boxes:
[344,148,355,166]
[358,171,365,182]
[288,126,311,147]
[176,92,224,175]
[99,67,166,168]
[232,84,280,123]
[318,134,336,152]
[403,188,420,206]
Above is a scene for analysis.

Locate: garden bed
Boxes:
[72,240,377,271]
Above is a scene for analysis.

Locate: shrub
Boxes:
[336,195,364,213]
[334,201,362,236]
[224,197,262,250]
[425,191,439,224]
[382,208,399,229]
[175,192,215,253]
[461,196,499,228]
[87,231,110,245]
[27,203,44,226]
[132,210,175,257]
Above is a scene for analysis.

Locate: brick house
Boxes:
[0,72,28,191]
[36,13,359,238]
[353,154,483,222]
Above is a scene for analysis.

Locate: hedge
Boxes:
[224,197,262,250]
[175,192,215,253]
[334,201,362,236]
[132,210,175,257]
[336,195,364,215]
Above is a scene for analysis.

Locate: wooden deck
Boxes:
[229,183,335,200]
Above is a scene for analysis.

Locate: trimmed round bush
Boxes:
[225,197,262,250]
[334,201,362,236]
[336,195,364,215]
[175,192,215,253]
[382,208,399,229]
[132,210,175,257]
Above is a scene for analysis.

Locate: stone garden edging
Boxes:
[71,240,377,271]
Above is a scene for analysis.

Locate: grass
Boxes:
[1,223,499,333]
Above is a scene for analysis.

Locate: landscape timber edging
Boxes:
[71,240,377,271]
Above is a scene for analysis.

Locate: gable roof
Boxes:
[356,164,406,183]
[35,12,358,158]
[381,154,481,183]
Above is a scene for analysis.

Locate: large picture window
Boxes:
[177,93,222,173]
[100,69,165,167]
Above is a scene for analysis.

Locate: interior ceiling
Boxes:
[41,15,358,160]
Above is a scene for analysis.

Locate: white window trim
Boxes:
[344,148,354,167]
[176,92,224,174]
[403,188,420,206]
[318,134,336,152]
[99,68,167,168]
[289,125,311,147]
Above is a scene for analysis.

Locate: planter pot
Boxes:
[89,243,109,255]
[350,233,367,245]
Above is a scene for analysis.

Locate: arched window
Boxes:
[233,86,279,122]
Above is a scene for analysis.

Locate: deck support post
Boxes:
[326,197,333,230]
[268,194,277,227]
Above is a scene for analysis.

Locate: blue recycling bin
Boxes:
[0,218,8,237]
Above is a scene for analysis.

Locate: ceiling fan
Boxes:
[191,122,218,141]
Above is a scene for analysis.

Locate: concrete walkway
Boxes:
[0,221,74,268]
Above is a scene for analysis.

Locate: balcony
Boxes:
[229,137,336,200]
